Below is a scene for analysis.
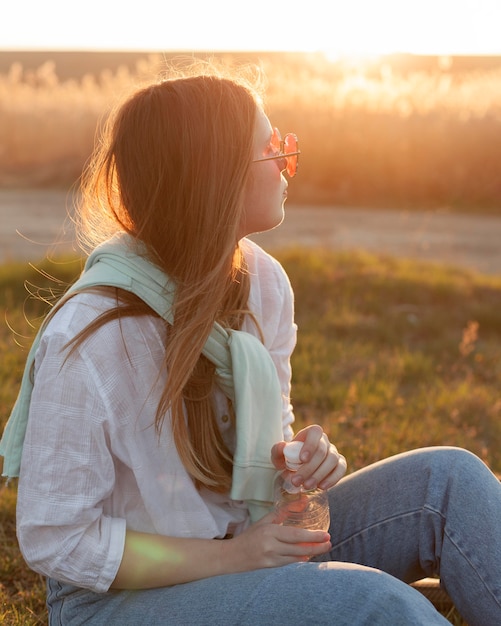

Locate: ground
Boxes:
[1,189,500,275]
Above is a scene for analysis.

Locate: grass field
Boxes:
[2,248,500,624]
[1,51,501,212]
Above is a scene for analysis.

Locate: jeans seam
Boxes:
[443,526,501,609]
[424,503,501,608]
[331,508,423,551]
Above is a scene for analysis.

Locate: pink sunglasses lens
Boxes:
[284,133,299,177]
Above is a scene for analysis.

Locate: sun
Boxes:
[321,50,385,66]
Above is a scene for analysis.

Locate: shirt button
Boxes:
[221,414,229,423]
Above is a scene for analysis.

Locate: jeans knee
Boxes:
[274,564,447,625]
[360,571,448,624]
[423,447,489,483]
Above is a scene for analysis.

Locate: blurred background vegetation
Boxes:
[1,50,501,213]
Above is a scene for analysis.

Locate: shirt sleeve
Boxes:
[269,259,297,441]
[17,317,127,593]
[243,240,297,441]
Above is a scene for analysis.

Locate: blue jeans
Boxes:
[46,447,501,625]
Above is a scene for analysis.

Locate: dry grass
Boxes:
[0,486,46,625]
[1,52,501,211]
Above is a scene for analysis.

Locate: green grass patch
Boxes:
[283,248,501,475]
[2,249,498,624]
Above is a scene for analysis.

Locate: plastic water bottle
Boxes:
[274,441,330,531]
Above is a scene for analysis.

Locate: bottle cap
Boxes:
[283,441,304,471]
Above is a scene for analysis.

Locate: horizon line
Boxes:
[2,47,501,59]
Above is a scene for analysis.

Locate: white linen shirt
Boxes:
[16,239,297,592]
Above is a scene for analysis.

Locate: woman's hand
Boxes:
[222,512,331,571]
[271,425,347,491]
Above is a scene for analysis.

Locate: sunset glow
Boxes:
[2,0,501,56]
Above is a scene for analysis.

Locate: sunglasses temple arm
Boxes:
[254,151,301,162]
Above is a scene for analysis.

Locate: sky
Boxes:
[2,0,501,57]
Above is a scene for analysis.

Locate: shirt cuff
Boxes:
[95,516,127,593]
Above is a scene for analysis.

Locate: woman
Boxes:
[3,68,500,625]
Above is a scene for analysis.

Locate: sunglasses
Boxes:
[252,128,300,177]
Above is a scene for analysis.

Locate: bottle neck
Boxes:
[282,477,301,494]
